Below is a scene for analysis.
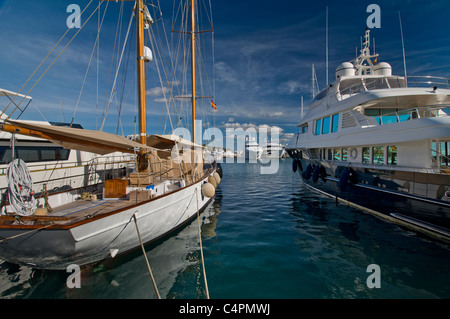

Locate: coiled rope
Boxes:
[6,159,37,216]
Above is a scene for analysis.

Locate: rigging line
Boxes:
[157,0,179,98]
[6,2,103,120]
[71,1,110,127]
[208,0,215,103]
[32,104,48,122]
[196,32,214,134]
[154,3,179,133]
[100,1,124,129]
[96,0,101,130]
[146,23,167,135]
[398,11,408,86]
[173,0,191,132]
[100,8,134,131]
[115,21,134,135]
[113,94,124,136]
[171,0,189,128]
[147,16,176,134]
[1,0,96,118]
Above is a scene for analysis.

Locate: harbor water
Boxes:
[0,159,449,299]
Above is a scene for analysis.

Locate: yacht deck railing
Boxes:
[338,75,450,99]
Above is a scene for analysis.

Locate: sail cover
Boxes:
[146,134,203,150]
[2,120,152,155]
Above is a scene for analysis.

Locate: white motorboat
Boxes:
[245,138,263,162]
[261,141,285,159]
[0,101,135,199]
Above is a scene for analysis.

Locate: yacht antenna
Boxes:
[301,96,304,119]
[325,6,328,86]
[398,11,408,86]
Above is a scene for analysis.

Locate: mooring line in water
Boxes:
[196,188,210,299]
[132,213,161,299]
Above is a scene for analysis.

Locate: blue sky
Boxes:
[1,0,450,147]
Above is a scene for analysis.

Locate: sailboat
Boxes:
[0,0,220,270]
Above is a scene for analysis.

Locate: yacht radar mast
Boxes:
[351,29,379,76]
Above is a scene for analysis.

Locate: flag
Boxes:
[211,100,217,110]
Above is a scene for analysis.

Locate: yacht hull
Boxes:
[290,157,450,241]
[0,176,213,270]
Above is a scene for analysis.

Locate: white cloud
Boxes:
[215,61,239,85]
[146,86,171,97]
[222,121,284,133]
[268,111,286,117]
[154,97,170,103]
[278,81,310,94]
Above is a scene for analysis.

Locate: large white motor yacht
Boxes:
[286,30,450,241]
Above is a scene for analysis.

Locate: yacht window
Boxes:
[333,148,341,161]
[314,88,329,101]
[432,141,450,170]
[398,110,412,122]
[322,116,330,134]
[365,108,413,125]
[372,146,384,165]
[315,119,322,135]
[362,147,370,164]
[342,148,348,161]
[331,114,339,133]
[327,149,332,160]
[0,148,13,164]
[381,109,397,124]
[300,124,308,134]
[0,146,71,164]
[387,146,397,165]
[17,148,40,162]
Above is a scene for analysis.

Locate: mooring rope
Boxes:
[6,159,37,216]
[132,213,161,299]
[196,188,210,299]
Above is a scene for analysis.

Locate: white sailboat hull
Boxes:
[0,175,213,270]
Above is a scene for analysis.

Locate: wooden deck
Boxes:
[0,191,153,228]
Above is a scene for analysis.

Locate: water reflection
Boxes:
[0,187,223,299]
[289,182,450,298]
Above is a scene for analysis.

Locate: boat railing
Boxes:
[0,155,135,197]
[338,75,450,99]
[431,147,450,175]
[337,161,447,175]
[404,76,450,89]
[0,154,134,175]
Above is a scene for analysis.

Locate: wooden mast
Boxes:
[136,0,147,148]
[190,0,196,145]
